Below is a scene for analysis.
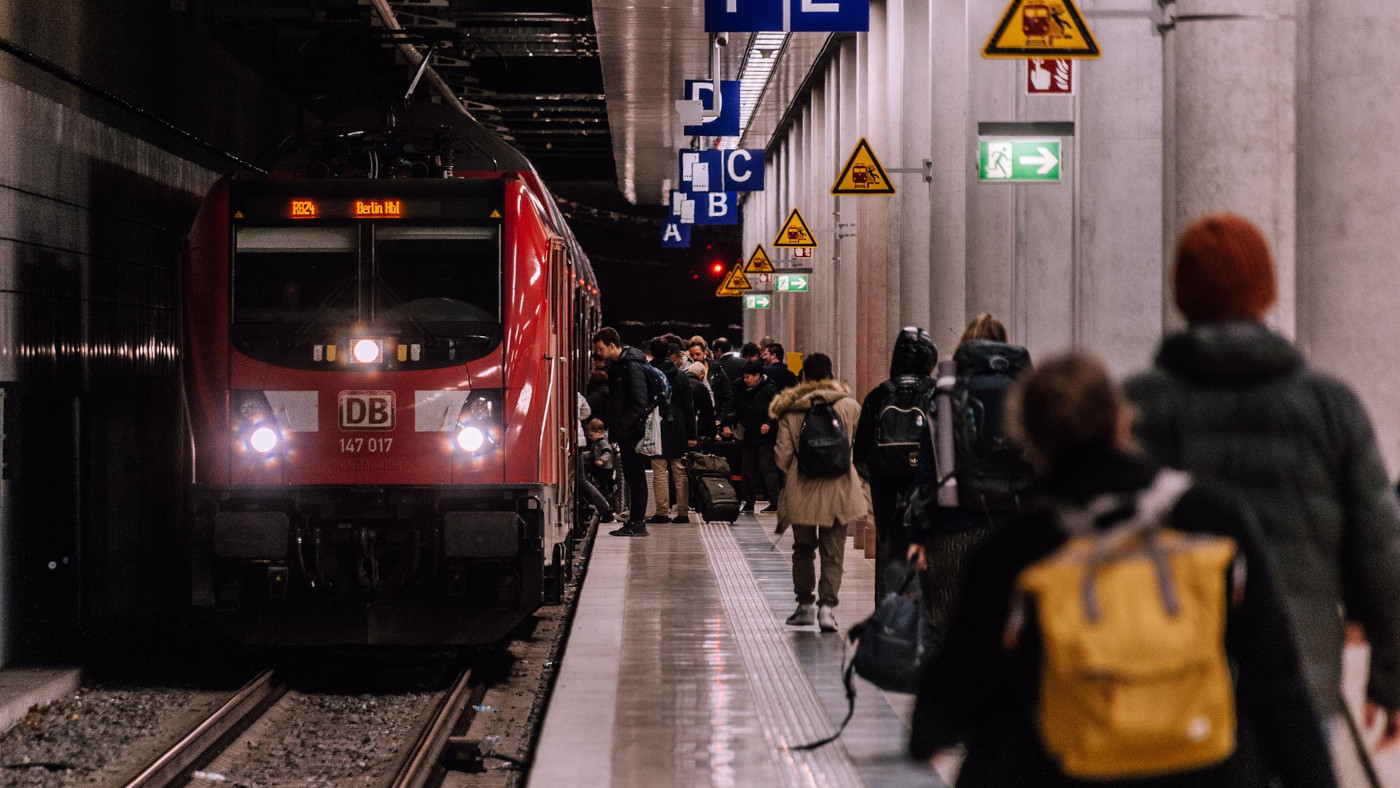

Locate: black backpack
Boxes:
[950,340,1034,509]
[797,395,851,478]
[871,377,935,480]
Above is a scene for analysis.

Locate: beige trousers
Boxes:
[650,457,689,517]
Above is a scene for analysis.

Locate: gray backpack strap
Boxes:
[1057,470,1194,622]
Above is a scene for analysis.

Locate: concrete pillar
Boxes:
[836,39,864,393]
[1075,0,1165,375]
[1164,0,1297,336]
[926,0,968,354]
[898,0,933,329]
[881,0,907,342]
[964,1,1021,342]
[857,3,892,393]
[1296,2,1400,473]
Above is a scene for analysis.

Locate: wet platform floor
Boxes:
[530,510,945,787]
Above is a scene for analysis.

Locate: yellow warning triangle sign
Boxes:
[490,209,502,218]
[983,0,1101,60]
[773,209,817,248]
[832,138,896,195]
[743,245,775,274]
[716,263,752,297]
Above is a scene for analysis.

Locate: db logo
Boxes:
[339,391,395,431]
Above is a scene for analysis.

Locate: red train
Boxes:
[182,104,599,646]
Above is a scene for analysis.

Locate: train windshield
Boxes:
[233,226,358,328]
[231,224,502,368]
[372,226,500,326]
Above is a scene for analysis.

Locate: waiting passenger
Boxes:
[910,351,1335,787]
[772,353,871,633]
[581,418,615,499]
[646,338,696,524]
[592,327,651,537]
[1126,213,1400,753]
[685,361,716,441]
[722,361,781,513]
[762,342,799,390]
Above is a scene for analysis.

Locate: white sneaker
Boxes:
[818,605,838,632]
[785,603,816,626]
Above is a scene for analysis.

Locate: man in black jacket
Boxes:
[593,327,651,537]
[853,327,937,601]
[722,362,782,513]
[762,342,798,390]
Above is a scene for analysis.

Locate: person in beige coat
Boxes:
[771,353,873,632]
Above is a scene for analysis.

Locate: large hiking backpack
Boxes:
[640,362,672,417]
[949,340,1033,509]
[797,395,851,478]
[1011,470,1241,780]
[871,376,936,480]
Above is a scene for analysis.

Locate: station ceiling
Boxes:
[205,0,719,209]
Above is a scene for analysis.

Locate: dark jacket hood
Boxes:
[618,346,648,365]
[1156,321,1303,387]
[890,327,937,379]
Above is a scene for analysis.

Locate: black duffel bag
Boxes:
[791,568,941,750]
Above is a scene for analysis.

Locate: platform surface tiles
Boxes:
[530,511,945,787]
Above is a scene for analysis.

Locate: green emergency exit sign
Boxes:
[978,138,1062,182]
[776,273,809,292]
[744,293,772,309]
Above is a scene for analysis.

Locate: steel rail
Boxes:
[389,667,478,788]
[122,669,283,788]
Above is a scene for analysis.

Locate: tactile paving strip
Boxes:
[698,521,864,788]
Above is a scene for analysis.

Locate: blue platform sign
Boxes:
[705,0,869,33]
[722,148,765,191]
[680,149,765,193]
[691,192,739,225]
[661,221,691,248]
[682,80,741,137]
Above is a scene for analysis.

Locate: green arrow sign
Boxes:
[978,138,1062,182]
[776,274,809,292]
[744,293,772,309]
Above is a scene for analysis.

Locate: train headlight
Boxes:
[352,338,382,364]
[249,426,280,453]
[456,426,486,453]
[454,391,502,456]
[231,390,286,457]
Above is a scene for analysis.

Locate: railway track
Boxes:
[119,666,483,788]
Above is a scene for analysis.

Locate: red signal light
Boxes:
[710,261,725,277]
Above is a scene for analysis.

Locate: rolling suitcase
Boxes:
[686,451,741,523]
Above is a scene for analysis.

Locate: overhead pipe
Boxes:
[366,0,474,118]
[705,32,728,123]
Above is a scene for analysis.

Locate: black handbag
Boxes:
[791,568,941,750]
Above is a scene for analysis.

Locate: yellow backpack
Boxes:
[1010,470,1242,780]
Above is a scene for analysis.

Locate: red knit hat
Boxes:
[1173,213,1277,323]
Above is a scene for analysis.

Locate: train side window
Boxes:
[233,226,357,328]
